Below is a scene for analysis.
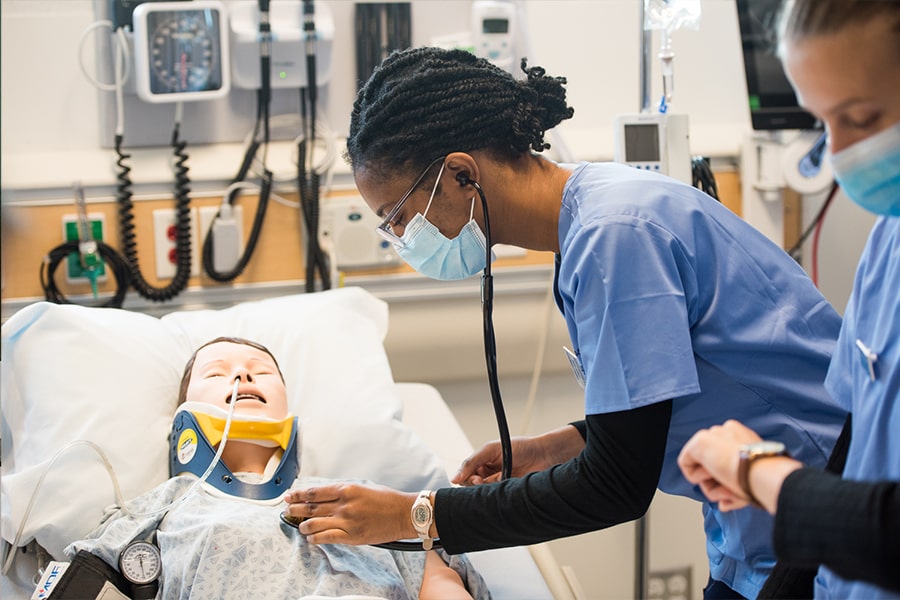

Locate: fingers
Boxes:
[452,443,501,485]
[282,482,413,546]
[282,483,343,504]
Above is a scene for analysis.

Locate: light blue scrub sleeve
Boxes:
[564,216,701,414]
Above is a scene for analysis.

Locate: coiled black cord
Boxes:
[40,240,131,308]
[115,126,193,302]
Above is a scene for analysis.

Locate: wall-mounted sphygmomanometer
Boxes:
[132,0,230,103]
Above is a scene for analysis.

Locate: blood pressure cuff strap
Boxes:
[47,550,131,599]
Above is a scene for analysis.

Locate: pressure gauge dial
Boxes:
[132,1,230,103]
[119,540,162,585]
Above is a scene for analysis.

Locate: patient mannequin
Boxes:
[62,337,486,600]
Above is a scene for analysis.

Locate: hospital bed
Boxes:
[1,286,575,599]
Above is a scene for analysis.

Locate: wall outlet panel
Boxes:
[152,208,200,280]
[648,567,692,600]
[62,214,108,284]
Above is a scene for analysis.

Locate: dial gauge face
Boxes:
[119,540,162,585]
[146,9,223,95]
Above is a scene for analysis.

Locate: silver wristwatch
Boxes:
[410,490,434,550]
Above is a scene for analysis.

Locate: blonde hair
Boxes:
[777,0,900,58]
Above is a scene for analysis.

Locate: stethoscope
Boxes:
[280,175,515,551]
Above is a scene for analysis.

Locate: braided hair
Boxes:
[345,47,574,178]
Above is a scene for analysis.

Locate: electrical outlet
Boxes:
[152,208,200,280]
[648,567,691,600]
[62,214,108,284]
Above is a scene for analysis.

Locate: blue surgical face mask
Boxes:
[830,122,900,216]
[394,163,494,280]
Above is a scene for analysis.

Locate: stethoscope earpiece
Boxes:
[456,172,471,186]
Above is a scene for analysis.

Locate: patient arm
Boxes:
[419,550,474,600]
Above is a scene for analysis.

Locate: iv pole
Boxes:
[635,10,651,599]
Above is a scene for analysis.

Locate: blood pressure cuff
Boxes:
[46,550,131,599]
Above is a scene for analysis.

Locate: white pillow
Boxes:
[1,287,448,561]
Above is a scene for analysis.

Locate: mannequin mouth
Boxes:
[225,393,266,405]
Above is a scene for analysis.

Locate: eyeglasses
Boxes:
[375,156,446,246]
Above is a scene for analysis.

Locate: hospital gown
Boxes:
[66,476,490,600]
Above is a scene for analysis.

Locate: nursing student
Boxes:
[678,0,900,597]
[283,44,848,599]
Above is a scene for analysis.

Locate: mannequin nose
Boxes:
[234,372,254,383]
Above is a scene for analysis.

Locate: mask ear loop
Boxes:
[420,161,446,219]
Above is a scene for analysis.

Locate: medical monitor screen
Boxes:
[736,0,816,130]
[482,18,509,34]
[624,124,660,162]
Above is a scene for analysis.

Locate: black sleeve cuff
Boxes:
[568,420,587,440]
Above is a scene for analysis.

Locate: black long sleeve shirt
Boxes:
[435,400,672,554]
[774,468,900,593]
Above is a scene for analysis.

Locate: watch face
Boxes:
[413,504,432,527]
[744,441,786,457]
[120,541,162,585]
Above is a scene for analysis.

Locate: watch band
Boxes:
[410,490,434,551]
[738,442,788,508]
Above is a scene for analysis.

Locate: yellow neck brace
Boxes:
[191,412,295,449]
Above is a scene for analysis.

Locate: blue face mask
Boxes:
[830,122,900,216]
[395,163,493,280]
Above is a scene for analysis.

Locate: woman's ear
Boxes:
[445,152,479,190]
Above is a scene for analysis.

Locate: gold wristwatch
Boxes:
[738,441,788,508]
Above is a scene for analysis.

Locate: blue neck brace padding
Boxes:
[169,411,300,500]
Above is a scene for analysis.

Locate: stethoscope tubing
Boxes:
[281,178,512,551]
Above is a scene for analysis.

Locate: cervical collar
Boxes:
[169,404,299,500]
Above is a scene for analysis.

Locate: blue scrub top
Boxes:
[821,216,900,599]
[556,162,847,598]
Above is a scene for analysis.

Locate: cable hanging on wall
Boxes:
[202,0,274,283]
[297,0,332,292]
[115,112,195,302]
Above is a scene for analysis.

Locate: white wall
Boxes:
[2,0,751,193]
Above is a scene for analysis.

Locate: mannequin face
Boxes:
[185,341,288,420]
[783,18,900,154]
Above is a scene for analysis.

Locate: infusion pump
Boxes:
[613,113,692,184]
